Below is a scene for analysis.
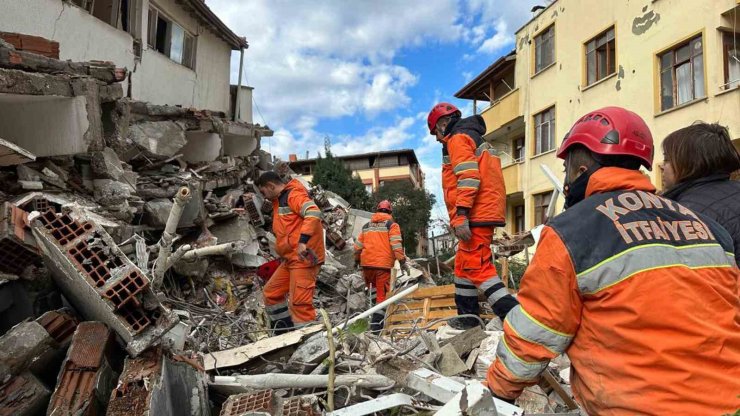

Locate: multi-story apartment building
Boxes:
[288,149,425,194]
[455,0,739,235]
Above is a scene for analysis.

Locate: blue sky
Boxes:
[207,0,541,223]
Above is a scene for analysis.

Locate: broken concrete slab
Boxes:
[0,136,34,166]
[436,343,468,377]
[91,147,124,180]
[0,320,55,382]
[440,326,489,357]
[181,131,222,163]
[287,332,330,373]
[47,321,118,416]
[127,120,187,160]
[0,371,50,416]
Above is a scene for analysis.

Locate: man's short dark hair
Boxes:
[256,171,284,187]
[565,145,642,177]
[663,122,740,183]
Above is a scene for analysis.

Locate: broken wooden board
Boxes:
[383,284,493,336]
[0,137,35,166]
[202,324,322,371]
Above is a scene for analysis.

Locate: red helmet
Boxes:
[427,103,461,134]
[557,107,654,169]
[377,200,392,213]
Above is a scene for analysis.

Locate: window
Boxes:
[147,7,196,69]
[722,32,739,90]
[514,205,525,233]
[534,191,553,226]
[513,137,525,162]
[365,184,373,194]
[71,0,133,32]
[534,25,555,73]
[585,27,616,85]
[659,35,705,111]
[534,107,555,155]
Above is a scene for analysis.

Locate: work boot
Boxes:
[271,317,295,336]
[448,316,480,330]
[370,311,385,334]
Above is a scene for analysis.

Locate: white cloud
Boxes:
[477,19,512,53]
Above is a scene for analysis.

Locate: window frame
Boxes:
[147,5,197,70]
[533,191,553,227]
[533,106,556,156]
[514,204,525,233]
[533,24,556,75]
[513,137,525,162]
[584,25,616,86]
[722,30,739,91]
[656,32,706,112]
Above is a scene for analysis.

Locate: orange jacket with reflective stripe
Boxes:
[353,212,405,269]
[441,115,506,228]
[271,179,325,267]
[487,168,740,415]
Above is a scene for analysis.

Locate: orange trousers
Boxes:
[361,268,391,304]
[263,264,319,327]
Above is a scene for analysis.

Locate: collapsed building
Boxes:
[0,20,577,416]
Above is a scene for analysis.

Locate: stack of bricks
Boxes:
[36,210,155,336]
[220,390,275,416]
[0,32,59,59]
[47,322,116,416]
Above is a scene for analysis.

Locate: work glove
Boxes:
[453,217,472,242]
[400,260,411,276]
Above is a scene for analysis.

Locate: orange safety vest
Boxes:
[353,212,405,269]
[440,115,506,228]
[487,168,740,415]
[271,179,325,267]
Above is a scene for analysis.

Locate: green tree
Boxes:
[371,181,435,255]
[311,140,370,209]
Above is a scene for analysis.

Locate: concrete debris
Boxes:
[0,29,579,416]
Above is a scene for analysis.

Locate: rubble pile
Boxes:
[0,35,578,415]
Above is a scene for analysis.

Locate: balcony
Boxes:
[480,89,521,136]
[501,161,523,195]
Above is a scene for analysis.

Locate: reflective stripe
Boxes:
[495,337,549,380]
[453,161,479,174]
[457,178,480,189]
[354,241,364,249]
[577,243,735,295]
[475,142,499,157]
[391,243,403,250]
[443,155,451,164]
[479,276,508,304]
[269,309,292,320]
[454,277,475,287]
[277,207,292,215]
[300,201,316,216]
[265,302,288,312]
[505,305,573,354]
[455,287,479,297]
[390,235,403,241]
[304,210,322,219]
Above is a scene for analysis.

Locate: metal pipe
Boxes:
[152,186,191,290]
[234,47,245,121]
[180,241,241,261]
[212,374,394,390]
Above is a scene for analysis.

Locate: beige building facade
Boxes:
[456,0,739,235]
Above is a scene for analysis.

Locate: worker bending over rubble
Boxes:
[428,102,519,328]
[353,200,410,332]
[257,172,325,334]
[486,107,740,415]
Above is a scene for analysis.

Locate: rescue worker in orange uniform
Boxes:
[487,107,740,414]
[257,171,325,334]
[428,103,519,328]
[353,200,409,332]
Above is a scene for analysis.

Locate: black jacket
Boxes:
[663,174,740,266]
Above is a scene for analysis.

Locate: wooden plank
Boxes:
[410,285,455,298]
[0,137,35,166]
